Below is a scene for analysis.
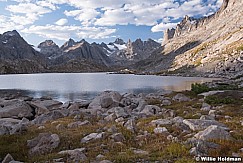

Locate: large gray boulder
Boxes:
[29,99,63,111]
[114,107,129,118]
[58,148,87,162]
[88,91,122,111]
[0,118,30,135]
[140,105,162,116]
[150,119,172,126]
[0,100,33,119]
[172,93,190,102]
[27,133,60,156]
[81,132,105,143]
[194,125,232,141]
[32,110,65,124]
[183,119,228,131]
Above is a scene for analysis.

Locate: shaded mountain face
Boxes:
[37,37,160,68]
[0,30,40,60]
[0,30,46,74]
[38,40,61,58]
[108,38,161,65]
[139,0,243,78]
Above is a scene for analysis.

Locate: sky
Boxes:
[0,0,223,46]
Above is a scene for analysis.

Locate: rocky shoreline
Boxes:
[0,84,243,162]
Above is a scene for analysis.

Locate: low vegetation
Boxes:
[1,83,243,162]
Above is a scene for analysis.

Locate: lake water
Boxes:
[0,73,218,102]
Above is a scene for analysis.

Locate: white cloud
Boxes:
[95,8,135,26]
[21,25,116,40]
[151,22,178,32]
[0,15,24,32]
[36,1,58,10]
[0,0,223,43]
[6,3,52,15]
[55,18,68,26]
[64,9,99,26]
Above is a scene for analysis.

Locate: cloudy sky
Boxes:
[0,0,223,46]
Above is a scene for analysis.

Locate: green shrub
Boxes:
[191,83,210,94]
[205,95,236,105]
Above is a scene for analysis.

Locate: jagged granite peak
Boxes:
[114,38,125,45]
[60,38,76,50]
[38,40,59,48]
[0,30,46,73]
[38,40,61,58]
[0,30,41,60]
[142,0,242,77]
[163,0,230,45]
[2,30,21,37]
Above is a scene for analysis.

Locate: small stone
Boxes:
[153,127,168,134]
[96,154,105,160]
[201,103,211,111]
[172,93,190,102]
[2,153,14,163]
[150,119,172,126]
[124,119,136,133]
[38,126,45,130]
[110,133,125,142]
[161,99,172,106]
[133,149,149,155]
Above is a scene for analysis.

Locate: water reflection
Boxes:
[0,73,219,102]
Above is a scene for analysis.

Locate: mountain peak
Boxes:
[114,38,125,45]
[38,40,58,48]
[3,30,21,37]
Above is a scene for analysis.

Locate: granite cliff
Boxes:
[140,0,243,78]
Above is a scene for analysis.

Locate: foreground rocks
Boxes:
[0,89,242,162]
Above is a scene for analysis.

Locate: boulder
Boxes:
[67,120,91,128]
[0,118,30,135]
[27,133,60,156]
[0,125,9,135]
[58,148,87,162]
[124,119,136,133]
[27,101,50,115]
[161,99,172,106]
[100,96,113,108]
[32,110,65,124]
[172,93,190,102]
[153,127,169,134]
[114,107,129,118]
[81,132,105,143]
[2,153,14,163]
[201,103,211,111]
[110,133,125,142]
[104,113,117,122]
[187,138,220,156]
[67,103,80,111]
[183,119,228,131]
[150,119,172,127]
[140,105,161,116]
[30,99,63,111]
[194,125,232,141]
[88,91,121,110]
[0,100,33,119]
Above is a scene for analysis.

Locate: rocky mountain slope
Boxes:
[0,30,46,74]
[138,0,243,78]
